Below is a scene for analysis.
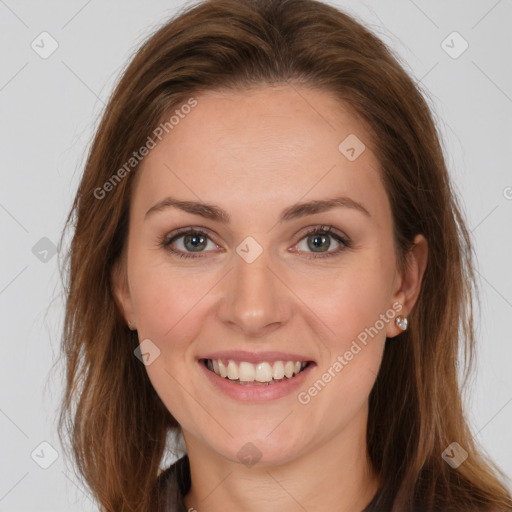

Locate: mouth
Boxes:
[200,358,313,386]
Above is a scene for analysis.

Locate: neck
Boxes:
[182,408,380,512]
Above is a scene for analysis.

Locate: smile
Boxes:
[203,358,311,386]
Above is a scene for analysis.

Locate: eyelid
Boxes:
[294,223,348,240]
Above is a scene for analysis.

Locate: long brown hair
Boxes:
[57,0,512,510]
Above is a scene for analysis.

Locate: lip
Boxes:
[200,350,315,365]
[198,358,316,402]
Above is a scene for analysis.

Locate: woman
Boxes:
[57,0,512,510]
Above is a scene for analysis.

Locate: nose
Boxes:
[216,246,292,338]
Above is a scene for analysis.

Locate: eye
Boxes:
[160,228,220,259]
[293,225,351,259]
[160,224,351,260]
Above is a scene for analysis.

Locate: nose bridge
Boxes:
[218,243,289,336]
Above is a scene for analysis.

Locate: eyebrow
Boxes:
[144,195,371,223]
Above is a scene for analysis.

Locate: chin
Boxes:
[210,429,309,468]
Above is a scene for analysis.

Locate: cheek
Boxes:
[298,275,388,425]
[294,253,392,401]
[295,254,394,350]
[129,263,209,426]
[129,250,208,342]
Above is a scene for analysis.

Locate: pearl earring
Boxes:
[395,315,408,331]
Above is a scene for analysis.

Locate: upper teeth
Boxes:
[207,359,307,382]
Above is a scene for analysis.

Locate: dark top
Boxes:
[155,454,381,511]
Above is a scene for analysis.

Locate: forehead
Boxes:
[132,85,389,226]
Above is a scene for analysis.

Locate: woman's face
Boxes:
[113,85,425,466]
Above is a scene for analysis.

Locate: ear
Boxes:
[111,254,136,329]
[386,234,428,338]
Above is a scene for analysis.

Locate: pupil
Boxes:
[309,234,329,252]
[185,233,206,252]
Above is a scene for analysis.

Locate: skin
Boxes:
[112,84,428,512]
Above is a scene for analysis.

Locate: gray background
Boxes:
[0,0,511,510]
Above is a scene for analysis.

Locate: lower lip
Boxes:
[198,360,315,402]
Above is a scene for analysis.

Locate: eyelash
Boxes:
[159,224,351,260]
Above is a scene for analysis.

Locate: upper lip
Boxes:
[200,350,316,364]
